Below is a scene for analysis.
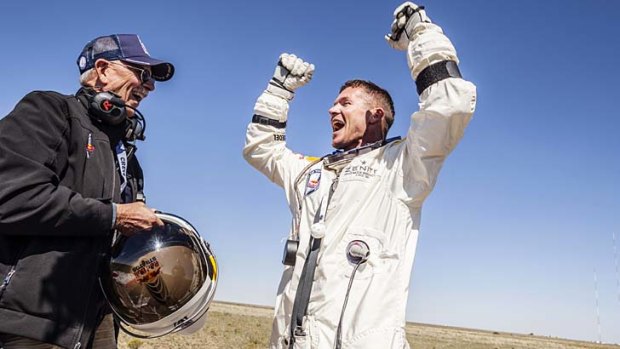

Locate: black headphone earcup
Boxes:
[89,92,127,125]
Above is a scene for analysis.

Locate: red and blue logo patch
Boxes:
[304,169,321,196]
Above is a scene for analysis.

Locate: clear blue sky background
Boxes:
[1,0,619,344]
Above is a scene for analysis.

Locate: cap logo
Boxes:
[78,56,87,70]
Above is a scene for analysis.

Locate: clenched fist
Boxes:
[267,53,315,101]
[385,2,431,51]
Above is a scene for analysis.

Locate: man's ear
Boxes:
[368,108,385,125]
[94,59,111,84]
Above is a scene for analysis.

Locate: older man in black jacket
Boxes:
[0,34,173,349]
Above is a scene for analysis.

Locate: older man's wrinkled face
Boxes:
[102,61,155,116]
[329,87,373,151]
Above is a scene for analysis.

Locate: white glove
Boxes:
[385,2,431,51]
[253,54,315,123]
[266,53,315,101]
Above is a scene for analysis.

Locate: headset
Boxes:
[83,89,146,142]
[88,91,127,125]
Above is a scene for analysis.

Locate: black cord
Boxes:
[335,261,363,349]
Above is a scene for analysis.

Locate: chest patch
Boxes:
[304,169,321,196]
[86,133,95,158]
[341,160,379,180]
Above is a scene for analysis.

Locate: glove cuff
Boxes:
[267,80,295,101]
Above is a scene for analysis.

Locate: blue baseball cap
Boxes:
[77,34,174,81]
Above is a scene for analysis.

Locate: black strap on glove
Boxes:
[271,62,296,93]
[389,5,427,41]
[416,60,462,95]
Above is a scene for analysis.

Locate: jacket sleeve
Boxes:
[394,23,477,207]
[242,88,314,210]
[0,91,113,236]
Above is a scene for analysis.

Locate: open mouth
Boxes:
[332,119,345,132]
[131,90,147,103]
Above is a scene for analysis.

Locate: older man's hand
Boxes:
[114,202,164,236]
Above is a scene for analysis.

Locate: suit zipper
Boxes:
[326,171,341,205]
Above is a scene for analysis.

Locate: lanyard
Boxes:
[115,142,128,194]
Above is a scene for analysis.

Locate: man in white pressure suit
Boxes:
[243,2,477,348]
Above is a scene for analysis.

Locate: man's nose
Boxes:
[328,104,339,116]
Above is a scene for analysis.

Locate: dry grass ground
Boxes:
[118,301,619,349]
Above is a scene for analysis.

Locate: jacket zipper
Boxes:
[73,148,116,349]
[0,243,26,300]
[73,245,103,349]
[0,267,16,298]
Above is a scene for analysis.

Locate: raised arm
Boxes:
[386,2,477,207]
[243,53,316,189]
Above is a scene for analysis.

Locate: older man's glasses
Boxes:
[111,61,153,84]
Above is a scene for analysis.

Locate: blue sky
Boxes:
[1,0,619,344]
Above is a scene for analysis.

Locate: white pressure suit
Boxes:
[244,19,477,349]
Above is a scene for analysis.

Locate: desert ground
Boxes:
[118,301,619,349]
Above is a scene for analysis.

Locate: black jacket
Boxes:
[0,90,143,348]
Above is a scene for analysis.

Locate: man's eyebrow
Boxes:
[333,96,350,105]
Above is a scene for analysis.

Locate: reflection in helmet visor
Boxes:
[101,213,218,334]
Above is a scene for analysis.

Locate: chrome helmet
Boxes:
[100,212,218,338]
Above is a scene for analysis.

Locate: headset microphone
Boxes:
[124,105,146,142]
